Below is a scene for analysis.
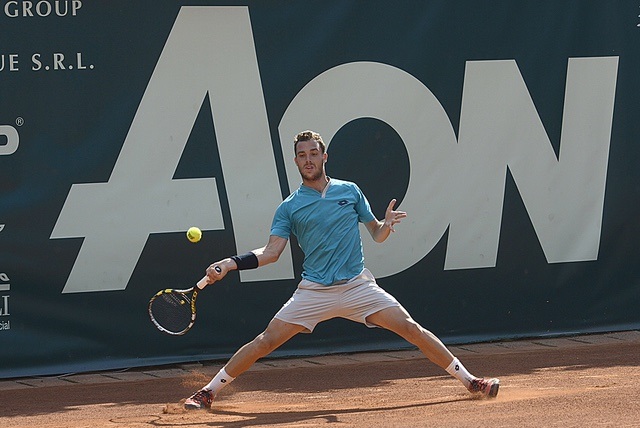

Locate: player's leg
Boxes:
[184,318,305,409]
[366,305,454,368]
[224,318,306,377]
[366,306,499,397]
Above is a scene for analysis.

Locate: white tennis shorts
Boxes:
[274,268,401,332]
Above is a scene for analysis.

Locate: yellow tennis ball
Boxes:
[186,227,202,243]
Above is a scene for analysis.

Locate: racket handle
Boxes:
[196,266,222,289]
[196,276,209,289]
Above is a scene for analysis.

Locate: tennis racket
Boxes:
[148,267,220,335]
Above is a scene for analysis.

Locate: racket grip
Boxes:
[196,276,209,289]
[196,266,222,289]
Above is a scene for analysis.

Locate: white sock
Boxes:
[204,367,235,396]
[445,358,475,388]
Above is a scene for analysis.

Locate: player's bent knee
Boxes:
[397,319,427,344]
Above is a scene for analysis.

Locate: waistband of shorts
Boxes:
[300,268,372,288]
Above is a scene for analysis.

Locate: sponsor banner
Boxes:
[1,1,639,378]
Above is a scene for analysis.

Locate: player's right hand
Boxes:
[205,263,224,284]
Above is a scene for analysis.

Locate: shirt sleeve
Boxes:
[270,200,292,239]
[353,184,376,223]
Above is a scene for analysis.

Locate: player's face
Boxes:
[294,139,327,182]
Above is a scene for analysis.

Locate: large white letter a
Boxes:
[51,7,292,292]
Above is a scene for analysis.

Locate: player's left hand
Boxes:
[384,199,407,232]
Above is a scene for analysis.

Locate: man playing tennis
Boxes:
[184,130,499,409]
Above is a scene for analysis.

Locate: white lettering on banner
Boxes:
[280,58,617,276]
[0,296,9,316]
[0,125,19,155]
[0,54,19,71]
[448,58,617,268]
[51,7,294,293]
[51,6,618,293]
[0,274,8,321]
[279,62,458,277]
[31,52,92,71]
[4,0,82,18]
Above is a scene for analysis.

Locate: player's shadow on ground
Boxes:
[229,359,449,395]
[152,395,474,427]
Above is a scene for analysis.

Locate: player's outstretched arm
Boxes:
[365,198,408,243]
[251,235,289,266]
[204,235,289,283]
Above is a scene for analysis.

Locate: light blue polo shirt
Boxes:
[271,178,376,285]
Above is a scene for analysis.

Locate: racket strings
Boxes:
[150,292,194,334]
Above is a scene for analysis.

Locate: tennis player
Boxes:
[184,130,499,409]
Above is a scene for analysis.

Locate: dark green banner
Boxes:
[1,1,638,378]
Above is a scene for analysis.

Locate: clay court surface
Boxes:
[1,331,638,428]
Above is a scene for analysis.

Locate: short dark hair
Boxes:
[294,130,326,154]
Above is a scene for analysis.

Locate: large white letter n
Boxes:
[51,7,291,293]
[447,57,618,269]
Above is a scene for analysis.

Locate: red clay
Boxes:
[0,338,638,427]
